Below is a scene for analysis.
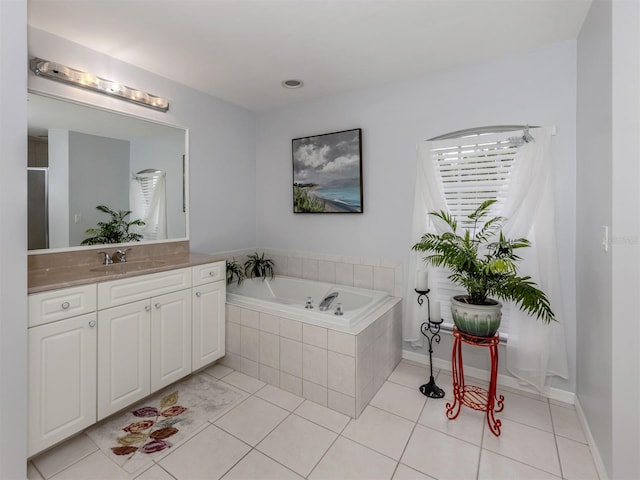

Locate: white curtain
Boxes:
[500,128,569,393]
[406,128,568,393]
[129,175,167,241]
[404,141,448,343]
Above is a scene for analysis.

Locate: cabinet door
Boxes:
[192,281,226,371]
[150,289,192,391]
[98,300,151,420]
[28,313,97,456]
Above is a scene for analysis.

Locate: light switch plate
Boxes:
[602,226,609,252]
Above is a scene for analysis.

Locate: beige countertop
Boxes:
[28,252,222,294]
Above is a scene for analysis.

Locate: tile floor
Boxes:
[28,361,600,480]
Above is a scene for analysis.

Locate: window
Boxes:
[427,129,524,333]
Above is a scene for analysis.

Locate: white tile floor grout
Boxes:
[29,361,600,480]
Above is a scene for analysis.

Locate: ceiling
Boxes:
[27,0,592,112]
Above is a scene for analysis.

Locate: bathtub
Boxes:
[226,276,389,328]
[223,275,403,418]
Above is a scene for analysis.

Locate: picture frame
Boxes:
[292,128,363,213]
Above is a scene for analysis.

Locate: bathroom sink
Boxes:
[89,260,168,274]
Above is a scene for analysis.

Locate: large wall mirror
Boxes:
[27,92,188,252]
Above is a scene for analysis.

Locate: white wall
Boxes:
[28,27,257,254]
[610,1,640,478]
[48,128,69,248]
[0,1,27,478]
[256,40,578,392]
[577,1,640,477]
[68,132,130,246]
[576,0,613,474]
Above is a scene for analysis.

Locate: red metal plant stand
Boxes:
[446,328,505,436]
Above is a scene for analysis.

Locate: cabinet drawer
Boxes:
[98,268,191,309]
[29,284,97,328]
[192,261,225,286]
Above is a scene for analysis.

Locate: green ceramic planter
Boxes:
[450,295,502,337]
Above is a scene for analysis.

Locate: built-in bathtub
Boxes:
[224,275,403,418]
[227,276,389,328]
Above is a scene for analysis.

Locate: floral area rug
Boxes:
[86,373,247,474]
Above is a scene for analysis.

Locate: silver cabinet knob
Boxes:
[61,301,70,310]
[145,305,151,312]
[195,291,202,297]
[88,320,96,328]
[155,303,161,309]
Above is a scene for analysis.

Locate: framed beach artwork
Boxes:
[292,128,363,213]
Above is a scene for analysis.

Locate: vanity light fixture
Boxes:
[29,58,170,112]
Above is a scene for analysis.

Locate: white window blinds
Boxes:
[429,131,518,331]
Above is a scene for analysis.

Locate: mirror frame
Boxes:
[27,90,190,256]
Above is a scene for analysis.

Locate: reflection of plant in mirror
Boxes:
[81,205,146,245]
[226,258,245,286]
[244,252,275,280]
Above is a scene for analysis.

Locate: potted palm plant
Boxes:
[81,205,145,246]
[412,199,554,337]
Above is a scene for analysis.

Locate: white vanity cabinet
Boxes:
[28,260,226,455]
[192,262,226,370]
[97,269,192,420]
[27,286,97,457]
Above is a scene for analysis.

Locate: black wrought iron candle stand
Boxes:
[416,289,445,399]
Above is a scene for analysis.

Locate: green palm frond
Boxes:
[412,200,555,323]
[81,205,145,245]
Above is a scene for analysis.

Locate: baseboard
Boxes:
[402,350,575,405]
[574,397,609,480]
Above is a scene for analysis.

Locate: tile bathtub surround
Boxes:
[222,300,403,418]
[217,247,403,297]
[28,363,600,480]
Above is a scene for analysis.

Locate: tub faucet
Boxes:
[319,292,339,311]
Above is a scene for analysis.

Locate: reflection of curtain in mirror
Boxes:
[130,169,167,240]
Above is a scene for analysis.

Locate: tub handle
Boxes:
[334,302,344,316]
[305,297,314,309]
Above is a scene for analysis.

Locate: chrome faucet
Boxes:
[319,292,339,311]
[98,251,113,265]
[112,248,130,263]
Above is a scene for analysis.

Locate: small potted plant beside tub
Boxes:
[226,258,245,286]
[244,252,275,280]
[411,200,555,337]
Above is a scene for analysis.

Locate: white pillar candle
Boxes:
[430,301,442,324]
[416,270,428,291]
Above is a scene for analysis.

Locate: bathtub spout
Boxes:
[319,292,339,311]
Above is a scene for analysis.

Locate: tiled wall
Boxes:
[222,300,403,418]
[219,247,403,297]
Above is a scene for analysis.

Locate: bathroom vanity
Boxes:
[27,246,225,457]
[24,89,220,457]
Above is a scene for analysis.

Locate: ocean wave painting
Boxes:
[292,129,363,213]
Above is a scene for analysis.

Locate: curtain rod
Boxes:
[427,125,556,141]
